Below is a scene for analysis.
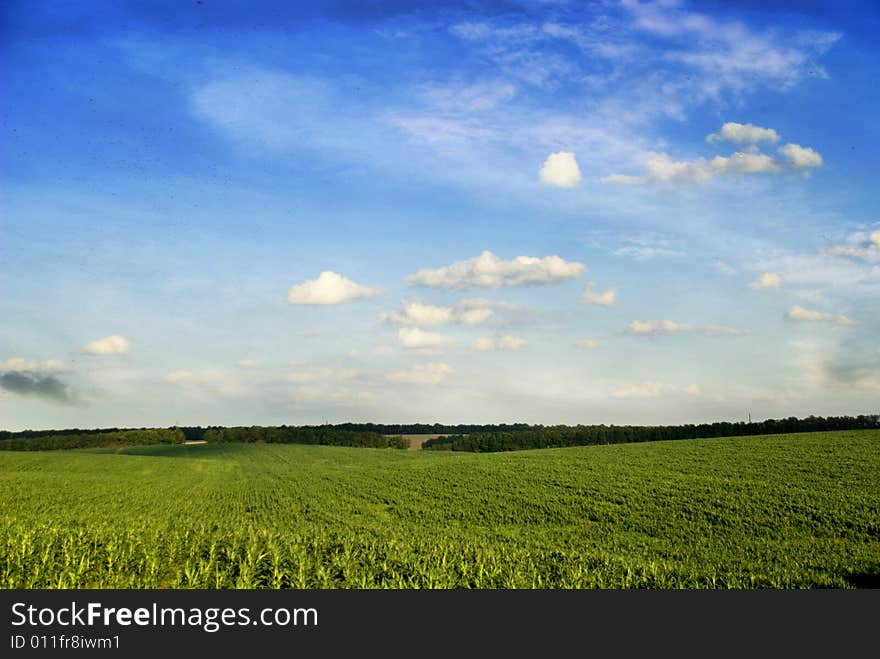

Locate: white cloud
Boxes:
[383,301,453,326]
[602,123,821,186]
[779,143,823,169]
[749,272,782,289]
[236,359,257,368]
[407,250,584,289]
[397,327,454,349]
[612,381,699,398]
[0,357,68,373]
[625,320,742,336]
[286,368,361,384]
[575,339,599,349]
[387,362,453,384]
[165,370,195,383]
[614,245,682,259]
[785,305,856,326]
[539,151,582,188]
[599,173,646,185]
[821,230,880,263]
[471,335,527,351]
[471,337,496,352]
[582,282,617,306]
[287,271,381,305]
[83,335,130,355]
[499,335,528,350]
[292,386,375,405]
[707,122,780,145]
[381,299,495,326]
[457,307,494,325]
[684,384,702,397]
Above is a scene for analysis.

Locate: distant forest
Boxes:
[0,414,876,452]
[421,415,880,452]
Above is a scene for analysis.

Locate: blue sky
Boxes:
[2,0,878,430]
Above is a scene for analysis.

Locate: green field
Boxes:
[1,430,878,588]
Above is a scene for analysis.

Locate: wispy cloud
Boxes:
[612,381,701,398]
[471,335,527,351]
[0,357,68,372]
[785,305,856,326]
[749,272,781,289]
[582,282,617,306]
[387,362,453,384]
[624,320,743,336]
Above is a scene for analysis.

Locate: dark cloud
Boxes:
[0,371,72,403]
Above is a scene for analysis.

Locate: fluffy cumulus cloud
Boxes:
[612,381,701,398]
[538,151,582,188]
[624,320,742,336]
[0,371,72,403]
[575,339,599,349]
[387,362,453,384]
[0,357,67,372]
[407,251,584,289]
[397,327,455,349]
[287,271,381,305]
[779,143,823,169]
[471,335,527,351]
[785,305,856,326]
[381,299,496,326]
[582,282,617,306]
[82,335,130,355]
[749,272,782,289]
[602,124,822,185]
[707,122,780,145]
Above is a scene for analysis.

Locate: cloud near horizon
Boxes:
[612,381,701,399]
[387,362,453,384]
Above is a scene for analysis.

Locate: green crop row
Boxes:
[1,431,877,588]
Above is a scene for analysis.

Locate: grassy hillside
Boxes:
[1,430,878,588]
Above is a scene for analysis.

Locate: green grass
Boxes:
[1,430,878,588]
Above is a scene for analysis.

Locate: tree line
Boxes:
[0,428,184,451]
[201,426,408,448]
[2,415,875,452]
[421,415,880,452]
